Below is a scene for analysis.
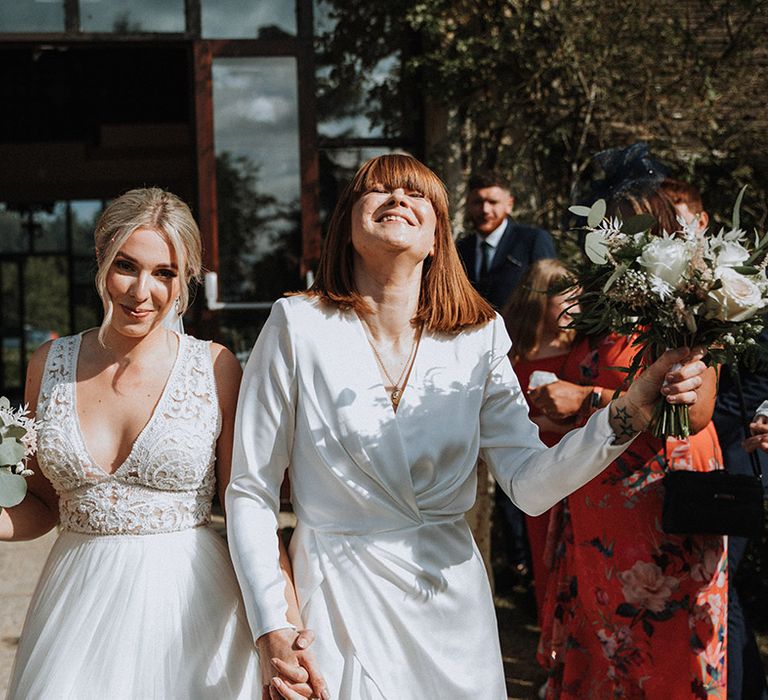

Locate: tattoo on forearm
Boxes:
[612,404,637,440]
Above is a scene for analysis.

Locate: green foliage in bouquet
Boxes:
[567,188,768,438]
[0,397,36,509]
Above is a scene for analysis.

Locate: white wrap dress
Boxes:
[227,296,632,699]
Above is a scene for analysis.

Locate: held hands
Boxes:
[610,347,707,442]
[743,415,768,454]
[257,628,329,700]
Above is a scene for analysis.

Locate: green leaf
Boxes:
[0,438,25,466]
[732,266,760,275]
[620,213,656,235]
[0,397,9,410]
[568,205,591,217]
[587,199,607,228]
[732,185,747,230]
[0,425,26,440]
[603,262,628,292]
[584,229,609,264]
[0,468,28,508]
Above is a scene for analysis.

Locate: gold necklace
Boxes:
[362,322,423,409]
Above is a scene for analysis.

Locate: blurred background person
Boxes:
[458,170,556,589]
[535,152,726,698]
[502,258,581,622]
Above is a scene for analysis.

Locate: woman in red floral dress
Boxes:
[536,332,726,699]
[533,187,727,699]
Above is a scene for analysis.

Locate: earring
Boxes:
[175,298,181,314]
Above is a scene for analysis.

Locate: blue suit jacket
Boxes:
[456,218,556,309]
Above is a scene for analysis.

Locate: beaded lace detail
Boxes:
[36,334,220,536]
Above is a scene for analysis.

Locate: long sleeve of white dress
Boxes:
[227,296,634,698]
[227,301,296,640]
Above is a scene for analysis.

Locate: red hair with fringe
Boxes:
[305,154,495,333]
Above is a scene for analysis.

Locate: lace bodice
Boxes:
[36,333,221,535]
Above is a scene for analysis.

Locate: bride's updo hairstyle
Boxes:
[93,187,202,344]
[307,153,495,333]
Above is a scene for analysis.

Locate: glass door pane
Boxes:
[0,1,65,33]
[79,0,184,33]
[212,56,302,303]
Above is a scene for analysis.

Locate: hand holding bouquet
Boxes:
[0,396,37,509]
[568,189,768,438]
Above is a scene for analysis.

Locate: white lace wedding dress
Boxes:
[7,333,260,700]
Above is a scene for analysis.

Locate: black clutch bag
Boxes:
[662,364,765,538]
[662,469,764,537]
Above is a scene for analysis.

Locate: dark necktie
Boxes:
[479,240,493,281]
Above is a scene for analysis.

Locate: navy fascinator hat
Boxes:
[586,142,669,204]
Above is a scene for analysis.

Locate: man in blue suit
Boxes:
[457,171,555,310]
[457,171,556,588]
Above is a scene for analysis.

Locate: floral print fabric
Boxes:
[539,334,728,699]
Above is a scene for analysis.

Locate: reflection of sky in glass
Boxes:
[34,202,67,252]
[79,0,184,33]
[0,205,24,253]
[71,200,102,255]
[313,1,395,139]
[202,0,295,38]
[213,57,300,207]
[0,1,65,32]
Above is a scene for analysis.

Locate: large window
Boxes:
[0,1,65,33]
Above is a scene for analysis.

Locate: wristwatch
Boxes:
[590,388,602,409]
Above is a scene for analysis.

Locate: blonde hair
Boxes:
[306,154,495,333]
[503,259,576,364]
[94,188,202,344]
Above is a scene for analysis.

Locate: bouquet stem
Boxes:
[650,401,690,439]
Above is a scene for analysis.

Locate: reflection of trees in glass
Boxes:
[25,257,69,334]
[315,2,418,140]
[112,12,142,33]
[216,151,302,301]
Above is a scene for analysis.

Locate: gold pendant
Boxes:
[391,388,402,406]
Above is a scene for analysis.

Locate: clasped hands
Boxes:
[257,627,329,700]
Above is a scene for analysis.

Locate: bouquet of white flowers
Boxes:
[0,396,37,509]
[568,189,768,438]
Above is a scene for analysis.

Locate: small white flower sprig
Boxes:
[567,188,768,439]
[0,396,37,509]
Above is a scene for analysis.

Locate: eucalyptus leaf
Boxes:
[587,199,607,228]
[620,213,656,235]
[732,266,760,275]
[603,263,628,292]
[732,185,748,230]
[568,205,591,217]
[0,468,27,508]
[0,397,9,410]
[0,438,25,466]
[0,425,26,440]
[584,229,609,264]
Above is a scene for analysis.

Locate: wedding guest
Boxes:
[535,153,726,698]
[665,177,768,700]
[457,171,556,583]
[0,188,324,699]
[502,258,580,621]
[227,153,709,699]
[661,177,710,234]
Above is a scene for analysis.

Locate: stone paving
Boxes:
[0,530,56,695]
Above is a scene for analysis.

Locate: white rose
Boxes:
[639,237,690,287]
[715,241,750,267]
[707,267,765,321]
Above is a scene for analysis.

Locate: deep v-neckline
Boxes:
[71,331,185,478]
[352,312,424,418]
